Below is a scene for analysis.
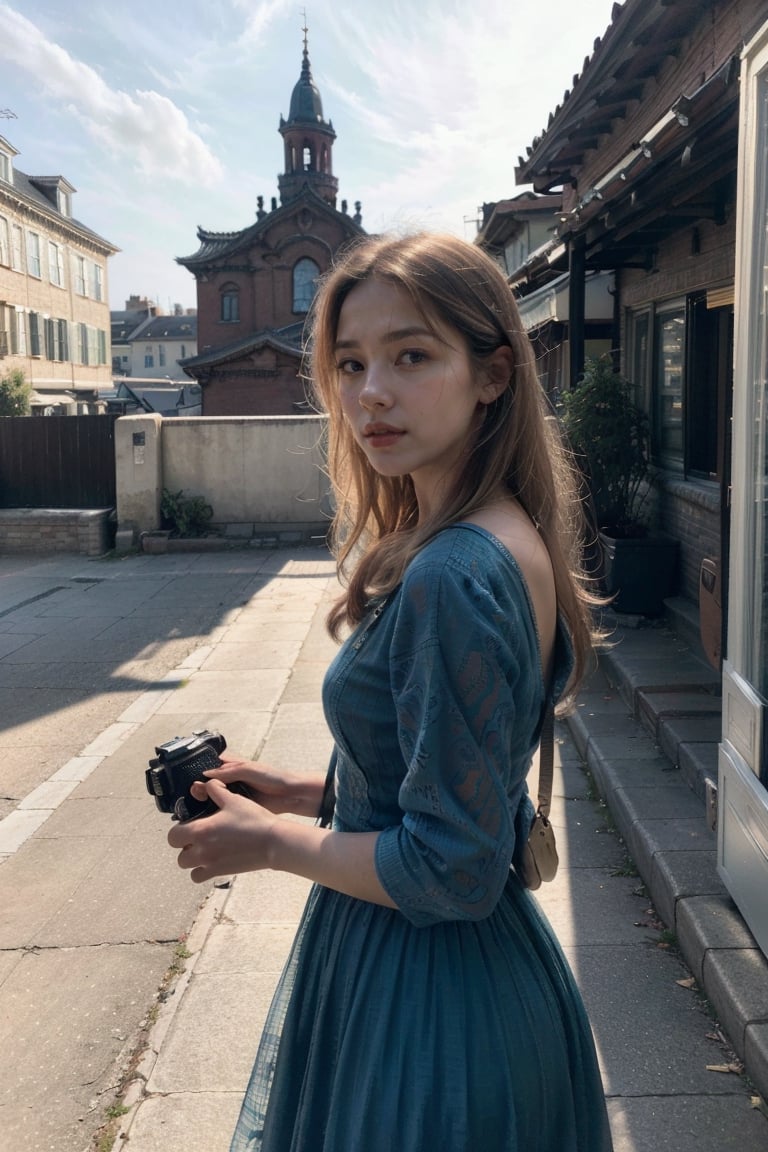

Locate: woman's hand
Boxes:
[168,778,398,908]
[203,752,325,818]
[167,779,276,883]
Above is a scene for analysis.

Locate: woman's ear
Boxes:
[478,346,514,404]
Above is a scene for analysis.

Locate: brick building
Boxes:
[511,0,766,616]
[177,32,365,415]
[0,134,117,413]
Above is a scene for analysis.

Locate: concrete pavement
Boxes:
[0,547,766,1151]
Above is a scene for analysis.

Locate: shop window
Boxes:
[628,293,729,481]
[654,305,685,465]
[686,293,731,480]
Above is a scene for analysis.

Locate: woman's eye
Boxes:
[337,358,363,375]
[399,349,427,366]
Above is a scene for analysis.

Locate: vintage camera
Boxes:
[146,729,229,822]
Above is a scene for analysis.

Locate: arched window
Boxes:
[220,283,240,323]
[303,145,312,171]
[293,258,320,313]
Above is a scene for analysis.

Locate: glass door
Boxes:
[719,21,768,957]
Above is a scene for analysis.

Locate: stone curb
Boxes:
[108,880,235,1150]
[566,655,768,1102]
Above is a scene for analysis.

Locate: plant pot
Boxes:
[599,530,679,617]
[141,529,171,555]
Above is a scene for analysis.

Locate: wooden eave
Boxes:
[515,0,718,192]
[577,103,739,271]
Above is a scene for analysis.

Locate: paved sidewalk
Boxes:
[0,547,766,1151]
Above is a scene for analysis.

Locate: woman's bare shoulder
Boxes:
[460,502,556,678]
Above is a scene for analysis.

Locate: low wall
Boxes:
[0,508,113,556]
[114,413,332,549]
[659,476,720,603]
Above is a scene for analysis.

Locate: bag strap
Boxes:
[535,704,555,822]
[317,747,337,829]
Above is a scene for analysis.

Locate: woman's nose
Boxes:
[358,364,392,408]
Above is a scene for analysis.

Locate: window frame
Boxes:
[29,311,42,357]
[653,300,686,470]
[0,215,9,267]
[220,285,240,323]
[48,240,65,287]
[11,224,23,271]
[13,308,27,355]
[74,255,87,297]
[90,262,103,302]
[627,292,727,482]
[292,257,320,314]
[26,230,42,278]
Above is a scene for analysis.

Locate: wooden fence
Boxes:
[0,415,118,508]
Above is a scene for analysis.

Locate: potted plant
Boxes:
[559,354,678,615]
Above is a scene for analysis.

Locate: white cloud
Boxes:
[324,0,617,235]
[0,3,223,185]
[233,0,295,48]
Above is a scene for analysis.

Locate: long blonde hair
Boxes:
[308,232,597,698]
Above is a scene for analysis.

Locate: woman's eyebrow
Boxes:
[334,326,436,351]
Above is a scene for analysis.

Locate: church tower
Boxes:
[178,25,364,416]
[278,26,338,207]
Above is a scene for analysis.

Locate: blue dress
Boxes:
[231,524,613,1152]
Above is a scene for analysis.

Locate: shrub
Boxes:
[559,354,651,538]
[160,488,214,537]
[0,369,31,416]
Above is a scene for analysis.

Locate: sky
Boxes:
[0,0,620,313]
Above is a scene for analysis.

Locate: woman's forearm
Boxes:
[267,820,398,909]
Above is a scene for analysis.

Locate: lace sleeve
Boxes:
[374,557,543,927]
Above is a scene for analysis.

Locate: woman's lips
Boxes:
[363,424,405,448]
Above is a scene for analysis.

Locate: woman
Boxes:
[169,233,613,1151]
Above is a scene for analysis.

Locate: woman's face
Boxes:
[334,277,500,516]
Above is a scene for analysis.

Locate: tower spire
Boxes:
[278,22,338,207]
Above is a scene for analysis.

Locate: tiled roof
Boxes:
[128,314,197,342]
[181,323,305,370]
[176,185,363,269]
[1,166,118,252]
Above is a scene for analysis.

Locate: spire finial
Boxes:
[301,9,309,55]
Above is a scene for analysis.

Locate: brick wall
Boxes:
[0,509,112,556]
[658,477,720,603]
[621,217,736,309]
[201,346,308,415]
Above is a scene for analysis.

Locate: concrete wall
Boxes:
[115,413,332,546]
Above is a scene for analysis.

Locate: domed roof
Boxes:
[287,44,325,124]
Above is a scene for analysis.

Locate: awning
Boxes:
[516,270,614,332]
[30,391,77,405]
